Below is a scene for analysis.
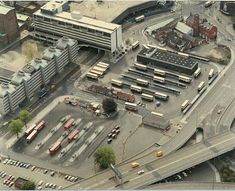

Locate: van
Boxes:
[131,162,140,168]
[156,151,163,157]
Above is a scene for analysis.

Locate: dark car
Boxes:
[107,139,112,144]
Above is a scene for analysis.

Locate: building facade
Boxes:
[32,1,122,57]
[0,4,20,49]
[186,14,217,40]
[0,37,78,115]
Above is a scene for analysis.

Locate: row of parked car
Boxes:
[107,125,120,144]
[2,174,15,188]
[64,175,79,182]
[3,159,30,168]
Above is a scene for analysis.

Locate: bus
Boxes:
[90,69,103,77]
[156,46,167,51]
[204,1,212,8]
[198,81,205,92]
[208,69,214,79]
[155,92,169,101]
[86,72,98,80]
[49,141,61,155]
[142,44,150,50]
[25,124,36,136]
[130,85,142,93]
[125,102,138,111]
[26,130,38,143]
[178,75,192,84]
[131,41,140,50]
[98,62,109,68]
[96,63,109,70]
[93,66,107,74]
[181,100,189,111]
[111,79,123,87]
[136,78,149,86]
[153,76,165,84]
[134,63,147,71]
[154,69,166,76]
[34,120,46,132]
[141,93,154,102]
[135,15,145,23]
[194,68,201,78]
[68,129,79,143]
[151,111,164,117]
[64,118,75,131]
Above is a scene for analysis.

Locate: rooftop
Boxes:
[16,13,30,22]
[34,9,120,33]
[138,47,197,69]
[70,0,153,23]
[175,22,193,34]
[0,4,14,15]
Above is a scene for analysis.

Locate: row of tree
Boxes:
[9,110,32,138]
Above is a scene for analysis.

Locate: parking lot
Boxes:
[82,45,218,120]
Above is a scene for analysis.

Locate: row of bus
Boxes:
[134,63,192,84]
[86,62,110,80]
[25,120,46,143]
[111,79,169,101]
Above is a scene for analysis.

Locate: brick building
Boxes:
[0,5,20,49]
[186,14,217,40]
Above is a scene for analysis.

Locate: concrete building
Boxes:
[0,37,78,115]
[137,46,198,75]
[143,114,170,130]
[0,4,20,49]
[175,22,193,36]
[32,1,123,58]
[186,14,217,40]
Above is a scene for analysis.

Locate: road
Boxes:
[147,181,235,190]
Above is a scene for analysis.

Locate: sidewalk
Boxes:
[5,96,68,149]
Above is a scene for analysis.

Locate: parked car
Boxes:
[115,126,120,130]
[107,133,112,138]
[137,170,145,175]
[107,138,112,144]
[38,180,43,186]
[112,134,117,139]
[50,171,55,177]
[43,169,48,174]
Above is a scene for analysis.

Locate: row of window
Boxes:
[34,15,111,37]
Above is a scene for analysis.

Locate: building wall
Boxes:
[0,8,20,47]
[0,37,79,115]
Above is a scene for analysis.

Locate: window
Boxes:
[104,33,111,37]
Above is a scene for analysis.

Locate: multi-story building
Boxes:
[32,1,123,58]
[0,37,78,115]
[186,14,217,40]
[0,4,20,49]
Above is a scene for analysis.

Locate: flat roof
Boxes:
[0,4,14,15]
[138,48,197,69]
[34,10,120,34]
[16,13,30,22]
[175,22,193,34]
[70,0,155,23]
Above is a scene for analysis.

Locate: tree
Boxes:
[9,119,24,138]
[94,147,115,169]
[102,98,117,114]
[22,181,36,190]
[19,110,32,128]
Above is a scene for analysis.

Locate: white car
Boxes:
[137,170,145,175]
[38,180,43,186]
[45,183,50,188]
[37,186,42,190]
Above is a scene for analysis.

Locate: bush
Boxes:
[94,147,116,169]
[102,98,117,114]
[22,181,36,190]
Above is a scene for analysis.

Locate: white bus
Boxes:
[93,66,107,73]
[194,68,201,78]
[90,69,103,77]
[155,92,169,101]
[111,79,123,87]
[125,102,138,111]
[181,100,189,111]
[198,81,205,92]
[208,69,214,79]
[130,85,142,93]
[134,63,147,71]
[132,41,140,50]
[98,62,110,68]
[135,15,145,22]
[151,111,164,117]
[136,78,149,86]
[86,72,99,80]
[153,76,165,84]
[154,69,166,76]
[178,75,192,84]
[141,93,154,102]
[142,44,150,50]
[96,63,109,70]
